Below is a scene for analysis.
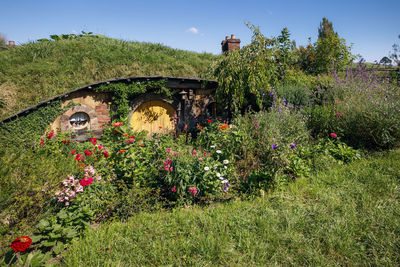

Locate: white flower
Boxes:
[219,176,224,180]
[224,166,227,169]
[216,150,222,154]
[223,160,229,164]
[210,145,216,149]
[216,173,221,178]
[213,164,218,169]
[204,166,210,171]
[221,179,229,184]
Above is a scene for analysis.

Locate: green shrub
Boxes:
[275,82,310,108]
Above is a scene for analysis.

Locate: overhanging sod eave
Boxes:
[1,76,218,123]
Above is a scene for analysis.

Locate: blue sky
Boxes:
[1,0,399,62]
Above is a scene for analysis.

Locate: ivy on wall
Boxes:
[0,101,73,150]
[95,80,171,120]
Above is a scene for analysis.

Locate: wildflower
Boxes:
[291,143,296,149]
[335,113,342,117]
[126,137,135,144]
[11,236,32,252]
[159,126,163,129]
[139,144,144,147]
[98,145,104,150]
[84,149,93,156]
[269,92,274,96]
[192,149,197,156]
[216,173,221,178]
[75,154,82,161]
[223,183,230,192]
[198,157,203,162]
[171,186,177,192]
[118,150,125,154]
[62,140,67,144]
[80,177,94,187]
[254,121,259,128]
[330,133,337,139]
[197,125,203,130]
[103,151,109,158]
[113,122,123,127]
[167,148,171,153]
[184,124,188,131]
[207,119,212,123]
[40,139,45,146]
[272,144,278,150]
[47,130,54,139]
[219,123,229,130]
[216,150,222,154]
[79,163,85,167]
[204,166,210,171]
[122,133,128,137]
[169,167,173,171]
[188,186,198,196]
[210,145,216,149]
[71,149,76,155]
[90,138,97,145]
[223,159,229,164]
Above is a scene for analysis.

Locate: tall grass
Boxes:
[63,150,400,266]
[0,37,218,120]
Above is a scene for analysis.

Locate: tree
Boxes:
[379,56,392,66]
[212,23,298,113]
[389,34,400,66]
[0,33,6,50]
[318,17,336,39]
[313,18,354,74]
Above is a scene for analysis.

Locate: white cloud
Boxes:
[187,27,199,34]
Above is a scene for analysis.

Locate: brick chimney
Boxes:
[221,34,240,54]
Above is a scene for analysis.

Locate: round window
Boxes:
[69,112,89,129]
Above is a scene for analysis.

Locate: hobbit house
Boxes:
[1,76,218,140]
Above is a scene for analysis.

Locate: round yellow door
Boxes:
[130,100,176,135]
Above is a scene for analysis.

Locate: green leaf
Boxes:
[41,240,56,247]
[30,235,44,243]
[37,219,50,230]
[53,242,65,255]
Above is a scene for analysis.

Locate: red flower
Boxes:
[330,133,338,138]
[90,138,97,145]
[10,236,32,252]
[84,149,92,156]
[62,140,66,144]
[71,149,76,155]
[118,150,125,154]
[335,113,342,117]
[122,133,128,137]
[139,144,144,147]
[103,151,109,158]
[47,130,54,139]
[79,163,86,167]
[171,186,177,192]
[75,154,82,161]
[207,119,212,123]
[40,139,45,146]
[80,177,93,186]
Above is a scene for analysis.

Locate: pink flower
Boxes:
[169,167,173,171]
[80,177,94,186]
[198,157,203,162]
[184,124,188,131]
[103,151,109,158]
[335,113,342,117]
[188,186,198,196]
[98,145,104,150]
[167,148,171,153]
[171,186,177,192]
[330,133,338,139]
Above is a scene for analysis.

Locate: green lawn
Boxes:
[63,150,400,266]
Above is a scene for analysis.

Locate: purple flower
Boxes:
[269,92,275,96]
[254,121,259,128]
[291,142,296,149]
[223,183,230,192]
[272,144,277,150]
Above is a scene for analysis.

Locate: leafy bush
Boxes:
[306,64,400,150]
[275,82,310,108]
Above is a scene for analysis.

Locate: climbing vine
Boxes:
[0,101,74,150]
[95,80,171,120]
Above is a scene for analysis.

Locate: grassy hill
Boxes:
[0,36,219,120]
